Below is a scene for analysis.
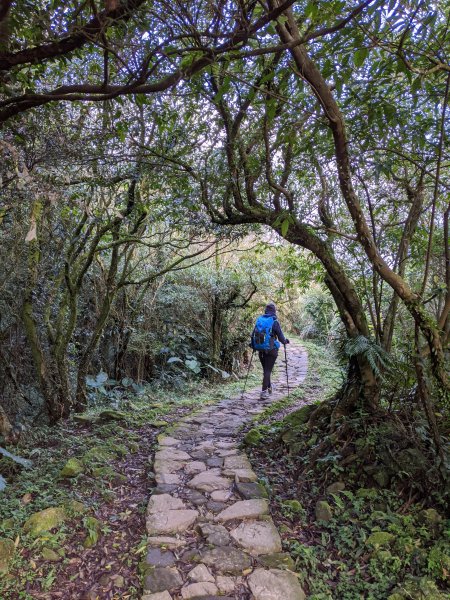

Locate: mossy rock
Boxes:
[82,446,114,465]
[97,410,127,422]
[128,441,140,453]
[73,413,99,424]
[420,508,442,525]
[315,501,333,522]
[243,428,263,447]
[41,547,61,562]
[60,458,84,478]
[372,468,391,488]
[257,552,296,570]
[151,420,169,427]
[282,404,316,430]
[0,538,15,574]
[366,531,395,548]
[395,448,428,475]
[282,500,304,515]
[326,481,345,494]
[23,507,67,537]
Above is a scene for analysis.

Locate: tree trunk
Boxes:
[282,221,381,413]
[275,3,449,397]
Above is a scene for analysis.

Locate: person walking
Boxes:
[251,302,289,400]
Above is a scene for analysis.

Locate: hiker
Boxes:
[251,302,289,400]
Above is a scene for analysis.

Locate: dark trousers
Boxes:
[259,349,278,391]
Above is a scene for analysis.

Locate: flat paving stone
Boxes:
[144,566,183,594]
[216,575,236,594]
[155,473,182,486]
[187,472,232,493]
[182,489,208,506]
[223,455,252,470]
[206,500,228,513]
[187,563,215,583]
[226,468,258,482]
[230,520,282,556]
[181,582,218,598]
[158,436,182,447]
[206,457,224,468]
[146,509,198,535]
[147,494,186,513]
[197,523,231,546]
[210,490,232,502]
[248,568,306,600]
[200,546,252,574]
[155,449,192,461]
[147,536,186,549]
[185,461,207,475]
[142,592,173,600]
[146,547,177,567]
[215,499,269,522]
[153,484,179,495]
[154,459,186,473]
[235,481,268,500]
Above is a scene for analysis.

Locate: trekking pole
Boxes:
[284,343,290,398]
[241,350,255,400]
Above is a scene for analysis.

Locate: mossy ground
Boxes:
[243,340,450,600]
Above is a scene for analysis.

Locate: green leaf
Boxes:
[354,48,369,68]
[281,217,290,237]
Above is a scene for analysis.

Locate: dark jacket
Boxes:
[264,305,287,346]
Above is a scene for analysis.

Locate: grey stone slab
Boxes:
[197,523,231,546]
[248,568,305,600]
[230,520,282,556]
[200,546,252,574]
[146,509,198,535]
[215,499,269,522]
[187,472,232,493]
[235,482,268,500]
[144,567,183,594]
[146,547,177,567]
[206,500,228,513]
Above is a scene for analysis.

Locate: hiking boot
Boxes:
[260,389,270,400]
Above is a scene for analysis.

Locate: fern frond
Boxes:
[343,335,391,379]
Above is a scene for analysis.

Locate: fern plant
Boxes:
[341,335,391,379]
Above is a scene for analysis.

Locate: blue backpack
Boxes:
[251,315,280,351]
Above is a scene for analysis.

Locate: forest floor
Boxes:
[1,341,448,600]
[0,369,263,599]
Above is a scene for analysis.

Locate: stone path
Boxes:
[142,344,308,600]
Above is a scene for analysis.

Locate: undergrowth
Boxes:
[245,339,450,600]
